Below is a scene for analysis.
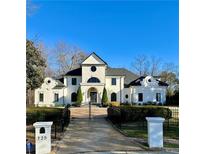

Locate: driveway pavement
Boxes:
[56,118,144,154]
[56,118,178,154]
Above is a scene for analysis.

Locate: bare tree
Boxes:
[162,62,178,75]
[150,56,162,76]
[132,54,150,76]
[53,41,87,75]
[35,41,56,77]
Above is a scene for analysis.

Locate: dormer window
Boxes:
[47,80,51,84]
[91,66,97,72]
[148,79,151,82]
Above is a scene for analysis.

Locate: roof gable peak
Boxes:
[81,52,107,65]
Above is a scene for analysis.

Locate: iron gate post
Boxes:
[89,101,91,119]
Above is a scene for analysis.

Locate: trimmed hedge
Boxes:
[26,107,70,125]
[107,106,172,123]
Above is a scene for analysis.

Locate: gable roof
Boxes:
[81,52,107,65]
[106,67,138,85]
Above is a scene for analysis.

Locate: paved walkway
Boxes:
[70,106,107,119]
[56,118,144,154]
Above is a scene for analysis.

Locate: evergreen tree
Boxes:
[101,87,108,107]
[76,87,83,106]
[26,40,46,104]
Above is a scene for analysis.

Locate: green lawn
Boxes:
[118,122,179,148]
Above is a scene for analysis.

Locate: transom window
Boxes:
[138,93,143,102]
[72,78,77,85]
[39,93,44,102]
[54,93,59,102]
[87,77,100,83]
[111,93,117,101]
[111,78,116,85]
[91,66,97,72]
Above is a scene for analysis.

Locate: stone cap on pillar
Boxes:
[146,117,165,123]
[33,122,53,128]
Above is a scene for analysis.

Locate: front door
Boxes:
[90,92,97,103]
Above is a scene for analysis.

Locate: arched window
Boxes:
[71,92,77,102]
[87,77,100,83]
[111,93,117,102]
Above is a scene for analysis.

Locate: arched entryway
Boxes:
[88,87,98,104]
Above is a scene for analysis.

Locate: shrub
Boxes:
[102,88,108,107]
[55,103,65,107]
[107,106,172,123]
[107,107,121,124]
[158,103,163,106]
[26,107,67,125]
[108,101,120,107]
[76,87,83,106]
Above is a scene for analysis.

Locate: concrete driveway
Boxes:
[56,118,144,154]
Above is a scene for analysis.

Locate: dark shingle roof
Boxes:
[106,67,138,85]
[65,68,82,76]
[128,76,168,87]
[128,76,145,86]
[157,79,169,86]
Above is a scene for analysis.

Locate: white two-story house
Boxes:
[34,52,168,107]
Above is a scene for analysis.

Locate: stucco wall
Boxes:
[34,77,65,107]
[64,76,81,104]
[105,76,124,102]
[131,76,167,104]
[82,65,106,84]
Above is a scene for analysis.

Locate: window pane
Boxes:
[87,77,100,83]
[39,93,44,102]
[138,93,143,102]
[71,93,77,102]
[112,78,116,85]
[156,93,161,102]
[54,93,59,102]
[111,93,117,101]
[72,78,77,85]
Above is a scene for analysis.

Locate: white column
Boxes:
[146,117,165,148]
[33,122,53,154]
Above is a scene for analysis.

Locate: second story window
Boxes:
[111,78,116,85]
[72,78,77,85]
[39,93,44,102]
[87,77,100,83]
